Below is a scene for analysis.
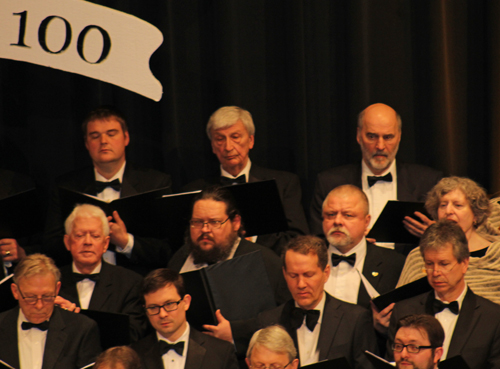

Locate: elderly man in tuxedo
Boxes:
[246,325,298,369]
[0,253,101,369]
[387,220,500,369]
[58,204,147,342]
[183,106,309,254]
[131,268,238,369]
[310,103,442,246]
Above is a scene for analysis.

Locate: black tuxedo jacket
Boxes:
[0,306,101,369]
[182,164,309,254]
[388,288,500,369]
[43,163,172,275]
[310,162,443,236]
[168,238,291,305]
[59,261,147,342]
[131,327,238,369]
[253,293,377,369]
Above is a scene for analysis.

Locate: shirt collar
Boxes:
[72,262,102,274]
[94,161,126,182]
[158,322,190,346]
[361,158,396,177]
[294,291,326,323]
[435,283,468,309]
[220,159,252,181]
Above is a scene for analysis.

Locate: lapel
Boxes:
[141,335,165,369]
[353,164,363,188]
[88,261,113,310]
[447,289,480,358]
[279,300,299,350]
[317,294,344,361]
[185,329,206,369]
[42,308,67,369]
[80,167,98,195]
[358,243,384,307]
[248,165,263,183]
[60,267,81,308]
[395,162,413,201]
[0,308,21,368]
[120,164,140,198]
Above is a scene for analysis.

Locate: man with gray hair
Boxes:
[58,203,147,342]
[246,325,298,369]
[183,105,309,254]
[0,253,101,369]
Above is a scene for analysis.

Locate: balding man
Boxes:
[310,103,443,243]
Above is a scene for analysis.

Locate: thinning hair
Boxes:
[64,204,110,236]
[13,253,61,284]
[425,176,491,228]
[247,325,297,362]
[396,314,444,349]
[206,106,255,139]
[141,268,186,300]
[94,346,141,369]
[357,104,402,131]
[322,184,369,216]
[282,235,328,271]
[419,219,470,263]
[82,105,128,136]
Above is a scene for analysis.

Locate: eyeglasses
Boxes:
[425,262,457,274]
[392,343,435,354]
[190,217,230,230]
[250,361,293,369]
[17,286,56,305]
[145,298,183,316]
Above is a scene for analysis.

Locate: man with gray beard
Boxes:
[322,184,405,310]
[168,186,290,305]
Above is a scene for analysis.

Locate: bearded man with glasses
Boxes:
[131,268,238,369]
[0,253,101,369]
[387,219,500,369]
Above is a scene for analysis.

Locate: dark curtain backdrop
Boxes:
[1,0,499,217]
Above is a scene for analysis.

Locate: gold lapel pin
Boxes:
[372,271,379,277]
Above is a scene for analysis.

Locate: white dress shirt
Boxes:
[296,292,326,366]
[18,310,48,369]
[158,323,190,369]
[72,262,102,309]
[180,238,240,273]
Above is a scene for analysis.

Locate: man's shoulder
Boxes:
[366,243,406,263]
[56,166,94,188]
[393,291,429,311]
[124,163,171,182]
[190,327,234,351]
[54,306,98,328]
[469,290,500,314]
[324,293,369,317]
[397,162,443,179]
[0,307,18,323]
[236,240,281,261]
[316,163,361,185]
[101,261,143,282]
[131,332,158,353]
[250,164,299,182]
[168,244,191,271]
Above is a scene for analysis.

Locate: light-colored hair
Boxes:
[64,204,110,236]
[357,104,402,131]
[322,184,369,216]
[206,106,255,139]
[247,325,297,362]
[425,176,491,228]
[94,346,141,369]
[420,219,470,263]
[13,253,61,284]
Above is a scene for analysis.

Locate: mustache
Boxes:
[197,234,215,243]
[372,150,388,157]
[327,226,348,236]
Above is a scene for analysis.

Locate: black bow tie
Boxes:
[220,175,246,186]
[22,321,49,331]
[94,178,121,193]
[73,273,100,283]
[367,172,393,188]
[291,307,320,331]
[331,253,356,267]
[159,340,185,356]
[433,299,459,315]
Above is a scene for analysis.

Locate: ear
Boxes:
[124,131,130,146]
[363,214,371,235]
[102,236,110,253]
[248,135,255,149]
[245,358,251,369]
[63,235,71,251]
[11,283,19,301]
[356,127,362,145]
[183,294,192,311]
[461,257,470,273]
[290,358,299,369]
[231,214,242,232]
[323,264,331,283]
[55,281,61,296]
[434,347,443,364]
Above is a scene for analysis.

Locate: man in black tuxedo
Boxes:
[321,184,405,309]
[182,106,308,254]
[43,106,172,274]
[387,220,500,369]
[168,186,290,306]
[58,204,147,342]
[0,253,101,369]
[131,268,238,369]
[310,103,442,241]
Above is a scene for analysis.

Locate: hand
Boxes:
[0,239,26,263]
[403,211,435,238]
[371,301,394,335]
[203,309,233,343]
[54,296,81,313]
[107,211,129,249]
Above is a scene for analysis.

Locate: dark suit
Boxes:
[43,163,172,275]
[251,293,377,369]
[387,288,500,369]
[310,162,443,236]
[182,164,309,254]
[59,261,147,342]
[0,306,101,369]
[168,238,291,305]
[131,327,238,369]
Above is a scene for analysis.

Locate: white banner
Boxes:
[0,0,163,101]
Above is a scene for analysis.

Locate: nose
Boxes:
[34,298,44,310]
[83,233,93,244]
[224,138,234,152]
[297,276,306,289]
[400,346,411,359]
[99,133,109,144]
[332,213,344,226]
[201,222,211,231]
[375,137,386,151]
[159,306,169,317]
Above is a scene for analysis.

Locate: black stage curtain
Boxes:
[1,0,499,217]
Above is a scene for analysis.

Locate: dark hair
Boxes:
[396,314,444,349]
[282,235,328,271]
[141,269,186,300]
[94,346,141,369]
[420,219,470,263]
[192,186,239,220]
[82,105,128,136]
